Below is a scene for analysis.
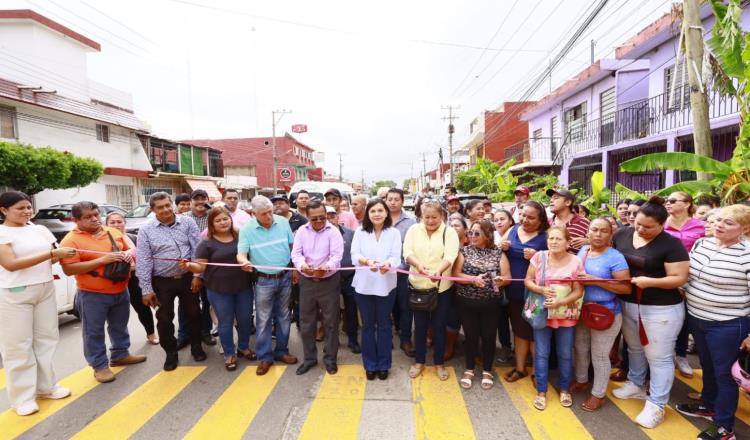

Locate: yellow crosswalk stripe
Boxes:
[606,381,699,439]
[183,365,286,440]
[413,367,475,440]
[497,367,593,440]
[298,365,366,440]
[0,368,6,390]
[675,369,750,425]
[0,366,124,440]
[70,366,204,440]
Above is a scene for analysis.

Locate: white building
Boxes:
[0,9,152,210]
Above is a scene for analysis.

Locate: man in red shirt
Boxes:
[546,188,590,253]
[60,202,146,384]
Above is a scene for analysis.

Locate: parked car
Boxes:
[124,204,153,234]
[403,195,415,211]
[52,262,78,317]
[288,181,355,208]
[33,204,128,243]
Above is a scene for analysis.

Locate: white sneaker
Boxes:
[634,400,665,429]
[613,381,648,400]
[38,385,71,400]
[675,356,694,377]
[15,401,39,416]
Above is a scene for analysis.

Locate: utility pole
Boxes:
[590,39,596,64]
[683,0,713,180]
[442,106,459,186]
[338,153,344,181]
[421,152,428,192]
[271,109,292,195]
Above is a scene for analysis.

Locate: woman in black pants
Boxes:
[106,213,158,345]
[453,220,511,390]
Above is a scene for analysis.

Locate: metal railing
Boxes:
[529,137,561,163]
[503,140,528,162]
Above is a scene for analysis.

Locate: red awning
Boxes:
[185,179,222,201]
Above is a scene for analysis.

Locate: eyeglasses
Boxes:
[309,216,326,222]
[665,199,687,204]
[628,211,638,217]
[467,231,483,237]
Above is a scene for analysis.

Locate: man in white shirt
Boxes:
[223,189,252,229]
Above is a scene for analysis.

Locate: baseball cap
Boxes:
[325,206,337,214]
[190,189,209,199]
[270,194,288,203]
[324,188,342,199]
[546,188,576,201]
[446,195,460,203]
[514,186,530,195]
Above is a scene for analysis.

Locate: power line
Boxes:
[80,1,157,45]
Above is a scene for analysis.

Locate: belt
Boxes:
[154,272,190,280]
[257,271,285,279]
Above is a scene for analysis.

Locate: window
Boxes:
[96,124,110,143]
[600,87,616,146]
[564,102,587,141]
[106,185,134,210]
[533,129,542,140]
[550,117,559,158]
[665,59,690,111]
[0,105,17,139]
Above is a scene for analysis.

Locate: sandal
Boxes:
[408,364,424,379]
[533,394,546,411]
[460,370,474,389]
[581,394,605,412]
[559,391,573,408]
[225,355,237,371]
[481,371,494,390]
[436,366,449,381]
[238,349,257,361]
[503,369,528,383]
[146,333,159,345]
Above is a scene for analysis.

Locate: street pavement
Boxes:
[0,311,748,440]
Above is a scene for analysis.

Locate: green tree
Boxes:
[370,180,397,196]
[618,0,750,203]
[0,142,104,195]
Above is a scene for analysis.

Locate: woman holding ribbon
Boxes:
[180,206,254,371]
[403,200,460,380]
[524,226,584,410]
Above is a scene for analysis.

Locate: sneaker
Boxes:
[698,425,736,440]
[675,356,694,377]
[94,367,116,383]
[496,346,513,364]
[15,401,39,416]
[37,385,71,400]
[613,381,647,400]
[634,400,665,429]
[676,403,716,420]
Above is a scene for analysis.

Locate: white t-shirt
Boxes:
[0,224,56,288]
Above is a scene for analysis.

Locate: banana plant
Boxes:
[579,172,612,216]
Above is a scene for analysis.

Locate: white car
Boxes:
[52,263,78,318]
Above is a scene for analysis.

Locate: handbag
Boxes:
[522,251,548,330]
[101,231,131,283]
[581,302,615,330]
[408,227,446,312]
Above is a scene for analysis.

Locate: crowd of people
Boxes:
[0,184,749,440]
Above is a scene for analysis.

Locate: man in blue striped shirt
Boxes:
[136,192,205,371]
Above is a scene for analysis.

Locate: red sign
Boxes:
[292,124,308,133]
[278,167,295,182]
[308,167,323,181]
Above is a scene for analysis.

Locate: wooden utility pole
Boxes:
[683,0,713,180]
[442,106,459,186]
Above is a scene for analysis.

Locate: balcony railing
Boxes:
[503,140,527,162]
[546,84,739,163]
[528,137,560,163]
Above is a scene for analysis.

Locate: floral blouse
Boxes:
[456,246,504,300]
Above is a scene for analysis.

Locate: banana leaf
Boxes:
[615,183,647,201]
[620,152,731,178]
[653,180,717,197]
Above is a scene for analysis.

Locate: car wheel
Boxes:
[70,294,80,320]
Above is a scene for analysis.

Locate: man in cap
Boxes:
[546,188,590,253]
[325,188,359,230]
[511,186,530,222]
[445,195,462,216]
[272,195,308,234]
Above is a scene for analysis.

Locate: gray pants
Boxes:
[299,274,341,366]
[574,313,623,398]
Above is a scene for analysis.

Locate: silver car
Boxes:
[33,204,128,242]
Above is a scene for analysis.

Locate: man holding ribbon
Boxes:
[291,200,344,375]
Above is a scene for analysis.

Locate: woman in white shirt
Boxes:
[0,191,77,416]
[351,199,402,381]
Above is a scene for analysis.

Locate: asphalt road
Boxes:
[0,311,747,440]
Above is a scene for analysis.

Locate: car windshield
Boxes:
[34,209,71,220]
[126,205,150,218]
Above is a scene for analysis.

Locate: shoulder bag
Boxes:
[522,251,548,329]
[102,231,131,283]
[579,247,615,330]
[408,226,447,312]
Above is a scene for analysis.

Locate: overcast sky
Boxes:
[10,0,673,184]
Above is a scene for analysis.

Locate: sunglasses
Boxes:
[467,231,484,237]
[309,216,326,222]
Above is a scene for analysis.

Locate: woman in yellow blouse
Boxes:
[403,200,460,380]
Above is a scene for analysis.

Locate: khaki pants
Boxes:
[0,281,59,408]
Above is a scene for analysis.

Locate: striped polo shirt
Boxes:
[551,213,590,253]
[685,237,750,321]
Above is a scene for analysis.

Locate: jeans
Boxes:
[675,302,690,357]
[207,288,253,357]
[414,289,452,365]
[254,273,292,362]
[446,291,461,332]
[396,273,413,343]
[458,296,500,372]
[497,303,512,348]
[621,301,684,408]
[356,289,397,371]
[689,315,749,431]
[341,275,359,340]
[533,325,575,393]
[574,314,623,398]
[76,289,131,370]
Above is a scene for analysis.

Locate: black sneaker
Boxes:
[163,352,178,371]
[191,346,207,362]
[698,425,736,440]
[676,403,716,420]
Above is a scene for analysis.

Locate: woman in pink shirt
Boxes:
[664,191,704,378]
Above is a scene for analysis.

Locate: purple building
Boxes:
[517,5,745,197]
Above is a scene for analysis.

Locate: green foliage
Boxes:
[519,172,559,204]
[614,183,647,201]
[0,142,103,195]
[370,180,397,195]
[579,172,612,217]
